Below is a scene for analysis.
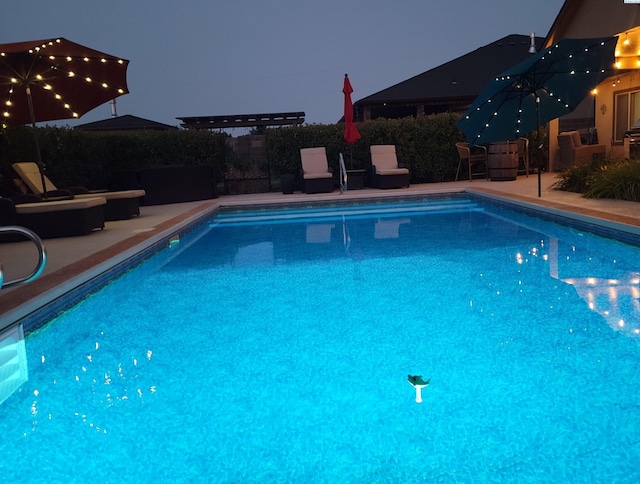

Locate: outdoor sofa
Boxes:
[556,131,605,171]
[108,165,218,205]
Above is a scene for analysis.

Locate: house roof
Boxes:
[75,114,179,131]
[355,34,544,107]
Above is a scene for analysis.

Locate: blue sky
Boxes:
[1,0,565,130]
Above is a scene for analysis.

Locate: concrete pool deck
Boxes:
[1,171,639,329]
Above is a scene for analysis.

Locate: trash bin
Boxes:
[280,173,295,194]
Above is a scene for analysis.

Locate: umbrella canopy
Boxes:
[0,37,129,196]
[343,74,360,145]
[457,36,619,146]
[0,37,129,126]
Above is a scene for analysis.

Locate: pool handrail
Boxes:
[0,225,47,289]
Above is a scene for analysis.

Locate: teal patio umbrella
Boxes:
[457,36,619,196]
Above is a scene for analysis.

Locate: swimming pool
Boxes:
[1,194,639,482]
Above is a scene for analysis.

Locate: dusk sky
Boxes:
[2,0,566,131]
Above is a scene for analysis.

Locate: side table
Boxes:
[346,169,366,189]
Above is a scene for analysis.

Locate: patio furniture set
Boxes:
[1,162,218,240]
[296,144,410,194]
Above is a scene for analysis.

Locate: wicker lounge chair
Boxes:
[369,145,410,189]
[12,162,145,221]
[0,195,106,239]
[300,148,334,194]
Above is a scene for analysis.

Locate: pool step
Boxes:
[212,198,483,226]
[0,324,28,406]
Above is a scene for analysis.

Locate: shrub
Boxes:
[584,159,640,201]
[552,155,608,193]
[0,126,226,189]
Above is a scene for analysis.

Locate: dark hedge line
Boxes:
[2,113,502,193]
[267,113,465,183]
[0,126,227,189]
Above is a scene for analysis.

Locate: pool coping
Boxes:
[2,186,640,333]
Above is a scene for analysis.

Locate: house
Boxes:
[353,34,544,122]
[544,0,640,165]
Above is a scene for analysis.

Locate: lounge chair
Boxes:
[299,148,334,194]
[12,162,145,221]
[0,195,106,239]
[369,145,410,189]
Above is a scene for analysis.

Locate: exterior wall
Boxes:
[546,0,640,46]
[546,0,640,166]
[595,70,640,159]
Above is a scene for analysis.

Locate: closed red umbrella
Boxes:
[343,73,360,144]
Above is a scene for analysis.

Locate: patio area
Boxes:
[2,172,640,329]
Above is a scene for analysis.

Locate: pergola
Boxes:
[176,111,305,131]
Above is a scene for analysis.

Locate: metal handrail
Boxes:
[0,226,47,289]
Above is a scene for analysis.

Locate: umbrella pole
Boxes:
[26,86,48,198]
[536,96,541,198]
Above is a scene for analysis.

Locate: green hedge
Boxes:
[0,126,227,189]
[267,113,465,183]
[3,113,549,193]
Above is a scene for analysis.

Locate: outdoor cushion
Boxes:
[370,145,407,173]
[14,196,105,214]
[300,147,333,179]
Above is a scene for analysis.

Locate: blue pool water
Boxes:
[1,195,640,482]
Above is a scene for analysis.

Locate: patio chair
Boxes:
[0,195,106,239]
[369,145,410,189]
[556,131,605,171]
[455,142,488,181]
[12,162,145,221]
[516,137,530,177]
[299,148,334,194]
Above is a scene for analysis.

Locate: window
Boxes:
[614,89,640,142]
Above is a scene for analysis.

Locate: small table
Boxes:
[346,169,366,189]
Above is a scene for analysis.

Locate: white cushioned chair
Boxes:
[299,147,334,194]
[370,145,410,189]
